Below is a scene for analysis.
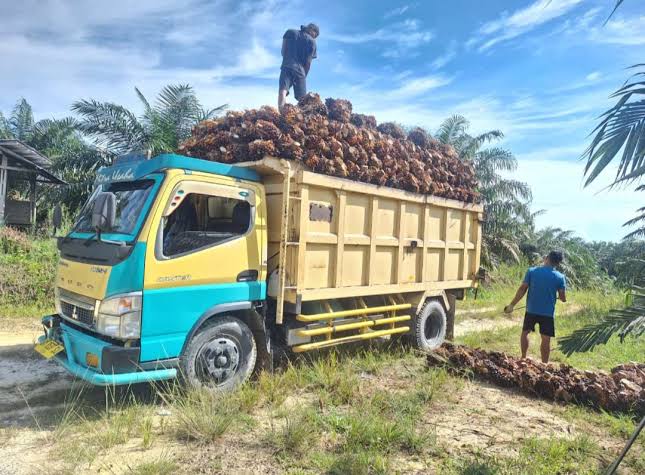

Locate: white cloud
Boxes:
[513,158,639,241]
[328,19,433,58]
[390,75,452,99]
[470,0,584,52]
[589,16,645,46]
[430,40,458,70]
[586,71,602,82]
[384,4,411,19]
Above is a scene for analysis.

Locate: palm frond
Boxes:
[0,112,13,139]
[436,115,470,146]
[72,99,147,154]
[9,98,35,140]
[198,104,228,121]
[583,65,645,186]
[559,293,645,355]
[604,0,625,25]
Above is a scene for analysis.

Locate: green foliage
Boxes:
[442,436,599,475]
[6,98,35,140]
[128,457,178,475]
[0,227,57,308]
[559,286,645,355]
[583,62,645,238]
[584,64,645,186]
[436,115,534,268]
[458,285,644,371]
[523,227,612,289]
[590,239,645,286]
[162,386,254,444]
[267,410,320,457]
[72,84,226,156]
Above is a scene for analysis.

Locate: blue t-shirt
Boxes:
[523,266,566,318]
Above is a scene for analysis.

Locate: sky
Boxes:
[1,0,643,241]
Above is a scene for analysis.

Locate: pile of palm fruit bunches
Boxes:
[178,93,480,203]
[428,343,645,415]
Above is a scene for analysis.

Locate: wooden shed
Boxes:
[0,140,65,226]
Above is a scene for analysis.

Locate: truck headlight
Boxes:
[96,293,142,339]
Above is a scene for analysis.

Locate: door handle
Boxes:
[237,269,259,282]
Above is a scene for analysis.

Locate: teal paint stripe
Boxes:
[60,322,111,368]
[140,281,266,361]
[105,242,147,296]
[38,333,176,386]
[96,153,260,184]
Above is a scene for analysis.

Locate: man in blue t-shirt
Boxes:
[504,250,567,363]
[278,23,319,111]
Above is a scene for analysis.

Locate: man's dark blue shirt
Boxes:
[281,29,317,77]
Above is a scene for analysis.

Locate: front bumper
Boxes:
[39,315,177,386]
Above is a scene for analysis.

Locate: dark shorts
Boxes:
[522,312,555,337]
[279,68,306,100]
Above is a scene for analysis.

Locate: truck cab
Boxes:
[39,154,269,390]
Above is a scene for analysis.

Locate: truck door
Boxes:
[141,179,265,362]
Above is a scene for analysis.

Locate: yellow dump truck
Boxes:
[37,153,483,390]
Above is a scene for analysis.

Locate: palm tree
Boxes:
[527,228,610,289]
[565,0,645,355]
[583,1,643,237]
[0,98,35,140]
[436,115,534,267]
[29,118,112,212]
[72,84,227,156]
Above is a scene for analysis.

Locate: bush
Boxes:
[0,227,57,308]
[0,226,32,254]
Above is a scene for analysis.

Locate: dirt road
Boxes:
[0,331,74,427]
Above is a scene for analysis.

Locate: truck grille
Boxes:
[58,288,97,328]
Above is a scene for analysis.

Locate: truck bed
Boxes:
[237,157,484,312]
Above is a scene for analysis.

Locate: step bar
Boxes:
[296,302,412,322]
[292,326,410,353]
[296,315,411,337]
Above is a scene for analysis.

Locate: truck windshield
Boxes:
[73,180,155,236]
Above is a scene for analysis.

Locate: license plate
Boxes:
[35,339,65,359]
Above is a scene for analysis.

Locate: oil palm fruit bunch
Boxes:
[429,343,645,414]
[178,94,480,203]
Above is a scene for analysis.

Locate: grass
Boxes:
[266,409,320,457]
[441,436,602,474]
[128,457,178,475]
[163,386,256,444]
[3,243,642,473]
[456,288,644,371]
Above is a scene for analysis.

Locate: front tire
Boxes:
[180,317,257,392]
[411,300,447,351]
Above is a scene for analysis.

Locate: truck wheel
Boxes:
[411,300,447,351]
[180,317,257,392]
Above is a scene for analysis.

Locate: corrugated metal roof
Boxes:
[0,139,66,184]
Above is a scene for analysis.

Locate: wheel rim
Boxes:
[195,337,241,386]
[424,312,442,341]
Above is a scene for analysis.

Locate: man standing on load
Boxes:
[278,23,319,111]
[504,250,567,363]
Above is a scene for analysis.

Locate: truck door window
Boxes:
[162,193,251,257]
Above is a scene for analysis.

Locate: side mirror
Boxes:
[52,204,63,234]
[91,192,116,231]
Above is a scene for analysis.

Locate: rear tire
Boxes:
[410,300,447,351]
[180,317,257,392]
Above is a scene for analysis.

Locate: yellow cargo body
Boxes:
[238,157,484,332]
